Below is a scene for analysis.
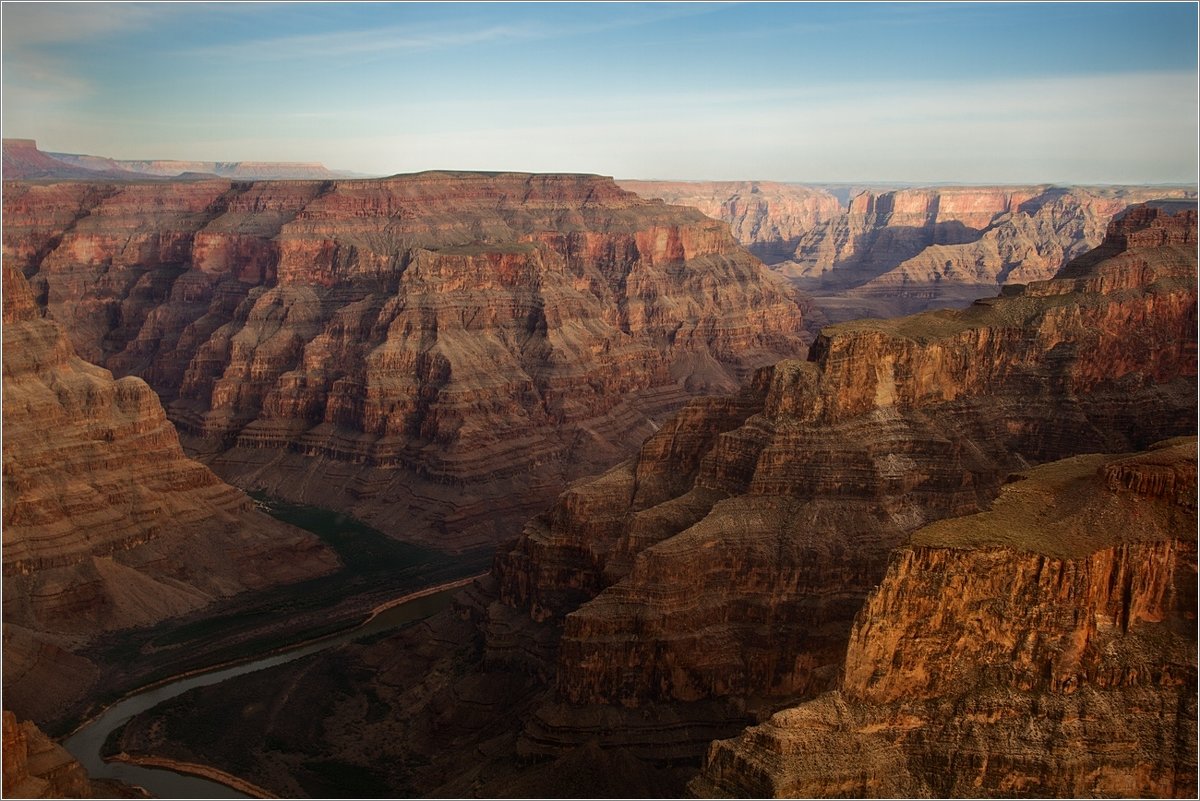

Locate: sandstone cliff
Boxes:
[2,264,339,725]
[693,439,1197,798]
[2,711,92,798]
[489,201,1196,758]
[6,172,808,551]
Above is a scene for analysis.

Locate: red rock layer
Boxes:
[5,172,807,551]
[2,710,91,798]
[487,203,1196,758]
[2,264,339,725]
[693,440,1197,798]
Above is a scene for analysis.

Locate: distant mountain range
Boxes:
[2,138,370,181]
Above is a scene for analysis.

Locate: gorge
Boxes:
[97,202,1196,797]
[620,180,1196,324]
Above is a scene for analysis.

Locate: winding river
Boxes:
[62,584,467,799]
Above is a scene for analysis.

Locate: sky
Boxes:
[2,1,1197,184]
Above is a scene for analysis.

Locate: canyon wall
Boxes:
[2,264,339,725]
[488,201,1196,758]
[105,202,1197,798]
[4,172,808,551]
[693,439,1197,798]
[616,181,843,264]
[620,181,1196,323]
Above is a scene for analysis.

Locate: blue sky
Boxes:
[2,2,1196,183]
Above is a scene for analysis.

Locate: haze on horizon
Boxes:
[2,1,1197,185]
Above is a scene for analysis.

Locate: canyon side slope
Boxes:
[111,202,1196,797]
[693,438,1196,798]
[620,180,1196,322]
[4,171,808,551]
[2,263,339,727]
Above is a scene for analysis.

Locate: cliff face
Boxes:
[98,203,1197,799]
[616,181,843,263]
[693,439,1197,798]
[786,185,1197,321]
[619,181,1197,324]
[5,172,807,551]
[2,264,339,725]
[489,202,1196,757]
[2,711,92,798]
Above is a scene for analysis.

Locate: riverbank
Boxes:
[109,754,278,799]
[60,497,492,737]
[67,579,482,799]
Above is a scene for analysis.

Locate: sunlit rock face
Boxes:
[2,264,338,725]
[487,202,1196,760]
[4,171,808,552]
[692,438,1197,798]
[621,180,1197,323]
[2,710,92,798]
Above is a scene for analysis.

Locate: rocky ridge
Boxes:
[6,172,808,551]
[2,263,339,725]
[693,438,1197,798]
[2,138,358,180]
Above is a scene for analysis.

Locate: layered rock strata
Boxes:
[616,180,843,264]
[2,711,92,798]
[693,439,1197,798]
[105,203,1197,798]
[489,201,1197,757]
[2,264,339,725]
[5,172,807,551]
[620,181,1196,323]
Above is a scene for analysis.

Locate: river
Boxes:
[62,584,466,799]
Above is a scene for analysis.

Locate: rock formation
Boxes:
[2,138,359,180]
[109,203,1196,798]
[489,200,1196,755]
[2,711,92,798]
[5,172,808,551]
[2,263,339,725]
[619,181,1197,323]
[692,438,1197,798]
[616,181,843,264]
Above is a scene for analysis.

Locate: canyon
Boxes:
[105,202,1196,797]
[620,180,1196,323]
[4,167,808,553]
[2,262,340,727]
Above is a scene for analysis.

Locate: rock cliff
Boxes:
[616,181,843,264]
[2,263,339,725]
[2,711,92,798]
[693,438,1197,798]
[102,203,1197,798]
[490,201,1196,757]
[620,181,1196,323]
[5,172,808,551]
